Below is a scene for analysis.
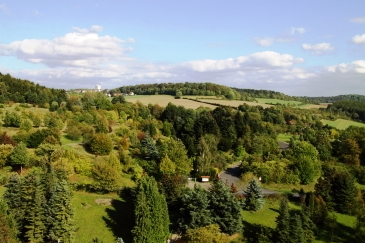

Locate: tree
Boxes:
[159,155,176,175]
[92,160,121,192]
[9,142,29,175]
[3,111,22,127]
[292,141,321,185]
[275,198,291,243]
[339,138,361,165]
[0,132,16,146]
[208,180,242,235]
[0,144,13,168]
[179,186,212,233]
[183,224,226,243]
[159,173,187,207]
[0,200,19,243]
[243,179,264,211]
[21,172,45,243]
[304,192,328,227]
[3,173,22,225]
[46,180,75,243]
[290,214,305,243]
[90,133,113,156]
[132,176,169,243]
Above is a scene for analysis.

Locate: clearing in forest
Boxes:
[321,119,365,130]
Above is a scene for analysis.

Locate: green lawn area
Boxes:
[277,133,292,142]
[73,190,135,243]
[60,134,83,145]
[242,197,356,243]
[321,119,365,130]
[242,198,300,228]
[255,98,303,106]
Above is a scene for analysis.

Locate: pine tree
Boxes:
[276,198,291,243]
[21,172,45,243]
[132,176,169,243]
[3,173,23,225]
[0,200,19,243]
[208,179,242,235]
[290,214,305,243]
[47,180,75,243]
[243,178,264,211]
[179,186,212,233]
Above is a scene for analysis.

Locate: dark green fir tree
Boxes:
[208,179,242,235]
[132,175,169,243]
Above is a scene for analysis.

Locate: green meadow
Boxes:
[321,119,365,130]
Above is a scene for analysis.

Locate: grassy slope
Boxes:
[242,198,356,243]
[124,95,216,109]
[321,119,365,130]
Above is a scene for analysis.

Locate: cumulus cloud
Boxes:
[352,34,365,44]
[350,17,365,23]
[291,27,306,35]
[181,51,303,72]
[0,25,135,67]
[302,43,334,55]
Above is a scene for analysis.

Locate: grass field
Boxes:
[197,99,273,108]
[124,95,217,109]
[242,197,356,243]
[255,98,303,106]
[321,119,365,130]
[276,133,292,142]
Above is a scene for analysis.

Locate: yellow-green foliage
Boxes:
[184,224,228,243]
[159,155,176,175]
[0,144,13,168]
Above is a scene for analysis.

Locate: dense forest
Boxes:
[0,74,365,242]
[0,73,68,107]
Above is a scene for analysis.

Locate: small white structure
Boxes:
[201,176,210,182]
[95,85,101,92]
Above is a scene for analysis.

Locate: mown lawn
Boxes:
[321,119,365,130]
[276,133,292,142]
[242,197,356,243]
[73,191,135,243]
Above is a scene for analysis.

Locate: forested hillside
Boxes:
[305,94,365,103]
[327,100,365,123]
[0,73,67,107]
[0,76,365,242]
[113,82,242,99]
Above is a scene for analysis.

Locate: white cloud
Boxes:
[181,51,303,72]
[302,43,334,55]
[254,37,294,46]
[291,27,306,35]
[350,17,365,23]
[255,38,274,46]
[0,26,135,67]
[352,34,365,44]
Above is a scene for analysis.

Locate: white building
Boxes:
[95,85,101,92]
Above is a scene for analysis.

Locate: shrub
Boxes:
[89,133,113,156]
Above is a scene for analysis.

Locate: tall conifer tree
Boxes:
[132,176,169,243]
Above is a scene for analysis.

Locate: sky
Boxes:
[0,0,364,96]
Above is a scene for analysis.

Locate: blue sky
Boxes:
[0,0,364,96]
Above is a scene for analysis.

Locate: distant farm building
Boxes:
[95,85,101,92]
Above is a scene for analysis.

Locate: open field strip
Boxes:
[124,95,217,109]
[255,98,302,106]
[197,99,272,108]
[321,119,365,130]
